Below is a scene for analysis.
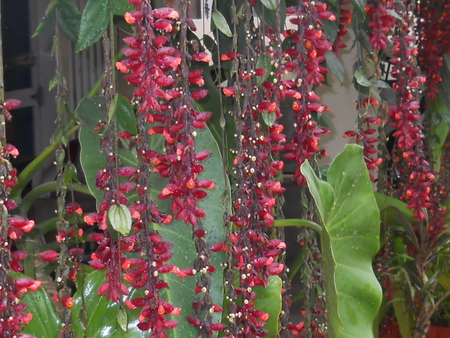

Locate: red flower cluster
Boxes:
[0,98,40,338]
[332,1,352,55]
[344,114,383,182]
[387,4,434,220]
[215,3,291,335]
[117,0,220,335]
[417,0,450,101]
[282,2,333,184]
[365,0,396,51]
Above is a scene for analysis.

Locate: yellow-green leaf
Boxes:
[108,204,132,236]
[212,10,233,38]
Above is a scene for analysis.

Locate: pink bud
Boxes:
[192,89,208,100]
[4,99,21,110]
[39,250,59,263]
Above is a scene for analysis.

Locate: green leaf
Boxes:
[322,14,339,44]
[117,95,138,135]
[372,80,390,89]
[117,307,128,332]
[349,0,366,16]
[386,9,402,20]
[77,0,110,51]
[301,144,382,338]
[110,0,134,16]
[56,0,82,42]
[12,272,61,338]
[260,0,278,10]
[254,276,282,337]
[212,10,233,38]
[256,54,272,86]
[76,96,140,203]
[32,0,56,37]
[438,55,450,110]
[438,272,450,291]
[108,204,132,236]
[49,74,58,91]
[71,270,147,338]
[150,127,229,338]
[390,277,413,338]
[445,54,450,72]
[325,50,345,84]
[354,69,372,87]
[262,111,276,127]
[375,193,414,224]
[254,0,286,34]
[77,96,229,338]
[64,163,79,185]
[222,275,282,338]
[426,95,450,171]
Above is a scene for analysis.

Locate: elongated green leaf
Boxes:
[390,278,413,338]
[254,0,286,34]
[386,9,402,20]
[354,69,372,87]
[117,95,138,134]
[445,54,450,72]
[349,0,366,16]
[77,0,109,51]
[117,307,128,332]
[212,10,233,38]
[438,272,450,290]
[32,0,56,37]
[56,0,82,42]
[372,80,390,89]
[260,0,278,10]
[110,0,134,16]
[325,50,345,84]
[76,97,108,202]
[256,54,272,86]
[438,56,450,110]
[12,272,61,338]
[76,96,139,203]
[427,95,450,171]
[109,204,132,236]
[375,193,414,222]
[71,270,147,338]
[301,144,382,338]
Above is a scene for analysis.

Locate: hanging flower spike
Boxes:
[417,0,450,101]
[282,2,334,185]
[386,1,434,221]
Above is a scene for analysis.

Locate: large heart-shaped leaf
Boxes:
[301,144,382,338]
[71,270,147,338]
[77,96,229,337]
[150,128,228,337]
